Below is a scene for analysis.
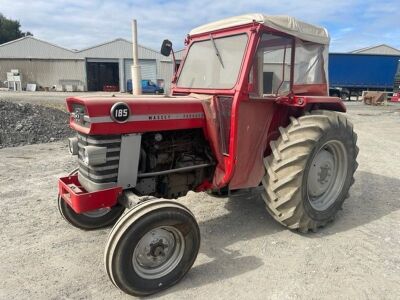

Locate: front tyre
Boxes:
[262,110,358,233]
[58,196,125,230]
[57,168,125,230]
[104,200,200,296]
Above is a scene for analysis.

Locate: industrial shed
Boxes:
[0,37,86,90]
[0,36,175,93]
[351,44,400,55]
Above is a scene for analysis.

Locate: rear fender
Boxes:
[277,95,346,112]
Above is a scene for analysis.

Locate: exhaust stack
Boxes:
[131,19,142,95]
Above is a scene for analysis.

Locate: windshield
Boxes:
[177,34,248,89]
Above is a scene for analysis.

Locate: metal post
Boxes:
[118,58,125,92]
[131,19,142,95]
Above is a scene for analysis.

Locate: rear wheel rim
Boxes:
[307,140,348,211]
[132,226,185,280]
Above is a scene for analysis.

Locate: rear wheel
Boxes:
[262,110,358,232]
[104,200,200,296]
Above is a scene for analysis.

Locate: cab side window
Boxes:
[249,34,293,98]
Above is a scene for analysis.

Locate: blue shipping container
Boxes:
[329,53,400,89]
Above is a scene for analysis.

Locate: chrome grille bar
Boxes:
[77,133,121,184]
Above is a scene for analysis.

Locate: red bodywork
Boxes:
[391,93,399,102]
[59,175,121,213]
[59,22,345,213]
[67,96,206,135]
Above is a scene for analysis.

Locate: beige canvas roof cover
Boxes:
[190,13,330,45]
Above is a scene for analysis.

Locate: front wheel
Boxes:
[104,200,200,296]
[262,110,358,233]
[58,168,125,230]
[58,196,125,230]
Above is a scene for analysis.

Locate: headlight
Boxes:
[82,146,107,166]
[68,137,78,155]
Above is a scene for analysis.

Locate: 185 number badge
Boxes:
[110,102,130,123]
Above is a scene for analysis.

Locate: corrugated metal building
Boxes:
[0,37,86,89]
[0,36,175,93]
[351,44,400,55]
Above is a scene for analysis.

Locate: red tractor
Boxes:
[58,14,358,296]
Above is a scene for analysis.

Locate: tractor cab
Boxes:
[171,14,334,100]
[163,14,343,189]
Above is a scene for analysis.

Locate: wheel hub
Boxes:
[133,226,185,279]
[150,240,168,257]
[306,140,348,212]
[308,150,334,197]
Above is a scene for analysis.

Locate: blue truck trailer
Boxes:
[328,53,400,99]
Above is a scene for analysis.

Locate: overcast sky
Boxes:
[2,0,399,52]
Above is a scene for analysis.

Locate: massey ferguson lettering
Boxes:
[147,113,204,120]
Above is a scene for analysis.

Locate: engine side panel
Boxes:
[135,129,214,198]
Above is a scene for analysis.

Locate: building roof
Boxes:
[0,36,168,60]
[75,38,163,60]
[351,44,400,55]
[189,13,330,44]
[0,36,77,59]
[174,49,186,60]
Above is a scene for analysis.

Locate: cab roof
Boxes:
[189,13,330,45]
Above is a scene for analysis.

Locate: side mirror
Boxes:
[161,39,173,57]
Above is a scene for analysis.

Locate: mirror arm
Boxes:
[171,48,178,83]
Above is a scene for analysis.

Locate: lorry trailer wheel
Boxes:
[104,199,200,296]
[58,196,125,230]
[262,110,358,233]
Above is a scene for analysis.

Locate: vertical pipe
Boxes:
[131,19,142,95]
[118,58,125,92]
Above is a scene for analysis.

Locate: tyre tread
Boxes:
[262,110,358,233]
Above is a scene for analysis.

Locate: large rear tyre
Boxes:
[262,110,358,233]
[104,200,200,296]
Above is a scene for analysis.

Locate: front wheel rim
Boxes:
[132,226,185,280]
[82,207,111,218]
[307,140,348,211]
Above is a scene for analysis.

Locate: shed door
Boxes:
[124,59,157,84]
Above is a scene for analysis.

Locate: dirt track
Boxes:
[0,101,400,299]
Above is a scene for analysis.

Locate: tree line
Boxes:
[0,13,32,45]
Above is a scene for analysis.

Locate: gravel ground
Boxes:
[0,100,73,148]
[0,91,124,111]
[0,101,399,299]
[0,91,121,147]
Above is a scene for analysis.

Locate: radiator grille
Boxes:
[77,133,121,183]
